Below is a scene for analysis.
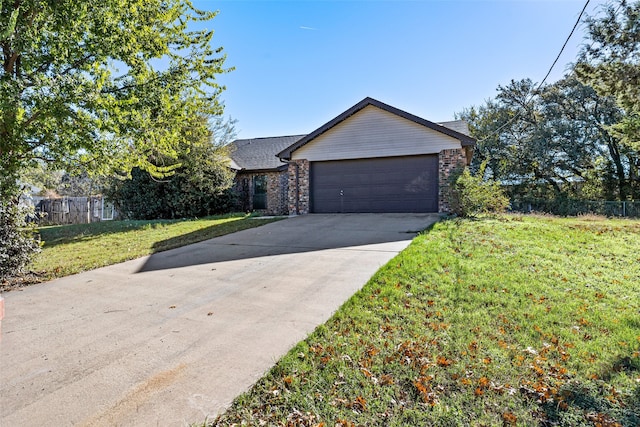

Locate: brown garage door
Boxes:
[310,155,439,213]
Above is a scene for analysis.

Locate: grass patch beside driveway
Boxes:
[5,214,282,290]
[211,215,640,426]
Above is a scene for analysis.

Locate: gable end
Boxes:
[277,97,475,160]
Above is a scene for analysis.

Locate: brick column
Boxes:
[266,172,289,215]
[288,159,310,215]
[439,148,467,213]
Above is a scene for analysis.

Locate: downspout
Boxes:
[294,162,299,215]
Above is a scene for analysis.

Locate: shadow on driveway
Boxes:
[137,213,441,273]
[1,213,442,426]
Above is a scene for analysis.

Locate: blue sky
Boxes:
[194,0,605,139]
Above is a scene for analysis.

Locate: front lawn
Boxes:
[2,214,282,291]
[212,215,640,426]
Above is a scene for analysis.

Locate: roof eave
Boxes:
[234,164,288,174]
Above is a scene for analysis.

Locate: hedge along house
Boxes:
[229,97,475,215]
[277,97,475,214]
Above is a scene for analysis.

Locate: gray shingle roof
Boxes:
[229,135,306,171]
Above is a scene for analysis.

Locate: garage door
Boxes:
[310,155,439,213]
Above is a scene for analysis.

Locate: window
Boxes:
[253,175,267,210]
[102,199,114,220]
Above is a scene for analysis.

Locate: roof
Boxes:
[438,120,470,136]
[229,135,306,171]
[277,97,476,160]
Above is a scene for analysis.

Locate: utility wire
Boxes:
[536,0,591,90]
[476,0,591,144]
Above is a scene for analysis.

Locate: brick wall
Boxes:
[287,159,310,215]
[267,171,289,215]
[233,171,289,215]
[438,148,467,213]
[233,175,251,212]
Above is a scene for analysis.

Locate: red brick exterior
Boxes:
[233,171,289,215]
[287,159,310,215]
[438,148,467,213]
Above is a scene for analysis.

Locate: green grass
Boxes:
[27,213,282,283]
[211,215,640,426]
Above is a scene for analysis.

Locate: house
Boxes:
[229,97,475,215]
[229,134,305,215]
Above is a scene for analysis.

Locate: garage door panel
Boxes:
[311,155,438,213]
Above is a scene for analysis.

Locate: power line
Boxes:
[476,0,591,144]
[536,0,591,91]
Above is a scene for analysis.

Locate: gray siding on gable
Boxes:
[291,105,461,162]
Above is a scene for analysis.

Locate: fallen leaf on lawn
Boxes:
[379,374,394,385]
[436,356,453,367]
[502,412,517,425]
[353,396,367,411]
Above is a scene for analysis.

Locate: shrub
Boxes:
[104,117,237,220]
[0,200,41,282]
[448,163,509,217]
[106,166,236,220]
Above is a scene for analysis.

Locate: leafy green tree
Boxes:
[537,76,629,199]
[576,0,640,197]
[19,161,65,196]
[1,0,230,277]
[20,162,107,197]
[459,75,629,200]
[1,0,229,201]
[57,171,106,197]
[105,117,237,219]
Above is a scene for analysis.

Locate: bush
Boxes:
[106,166,236,220]
[448,164,509,217]
[0,200,41,282]
[105,116,238,220]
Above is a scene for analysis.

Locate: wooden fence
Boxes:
[30,196,117,225]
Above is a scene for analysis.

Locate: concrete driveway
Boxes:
[1,213,439,426]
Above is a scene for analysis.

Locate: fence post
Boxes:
[623,201,626,217]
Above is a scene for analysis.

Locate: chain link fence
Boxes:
[510,199,639,218]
